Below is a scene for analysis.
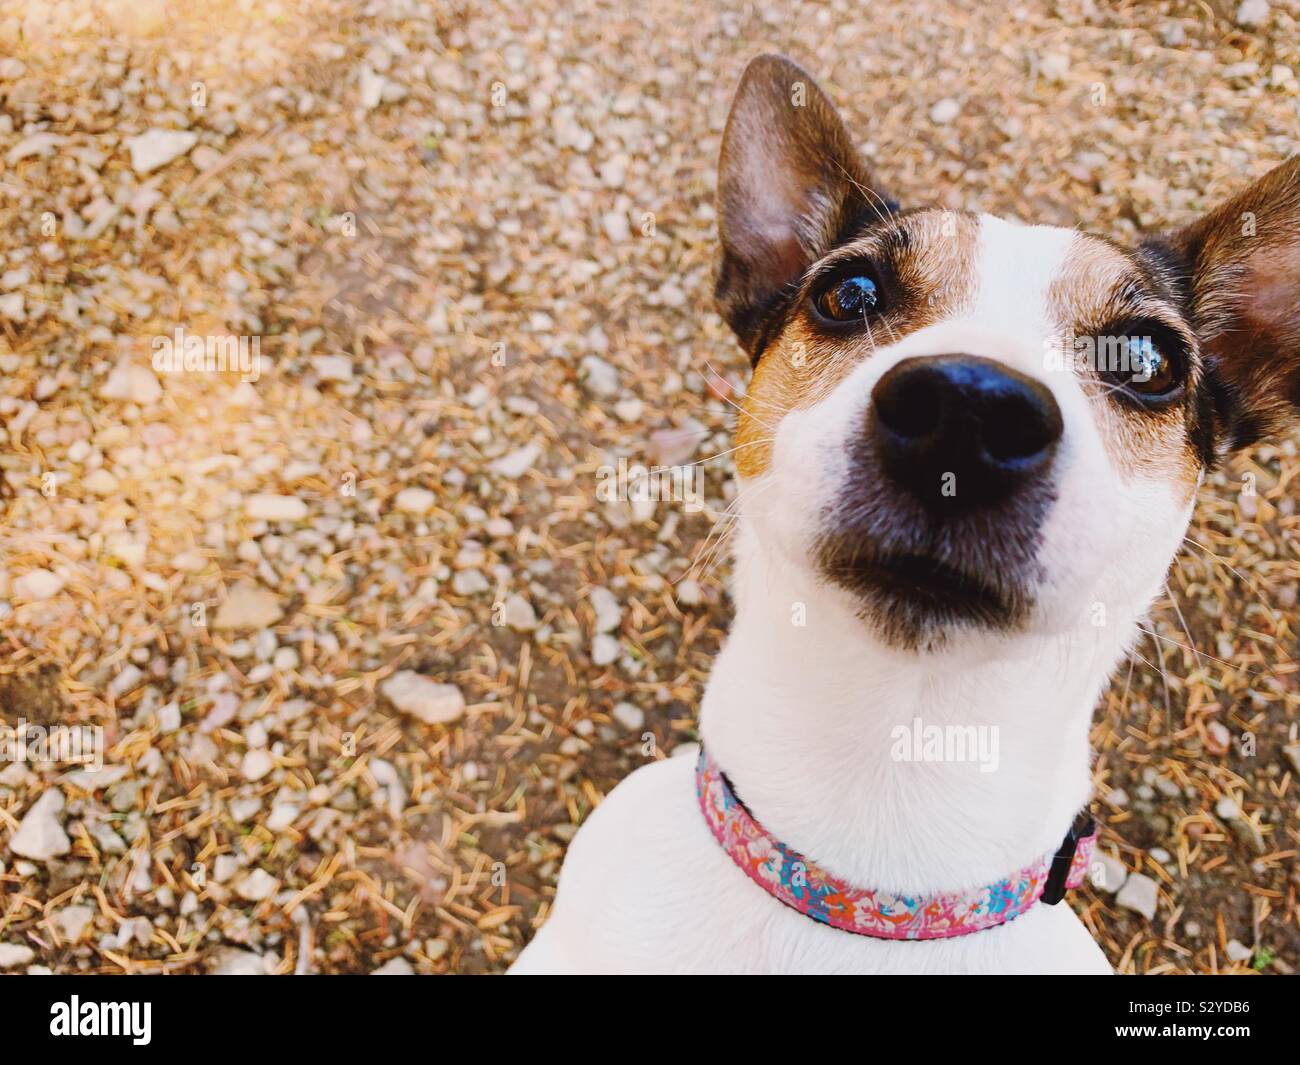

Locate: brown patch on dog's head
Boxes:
[733,211,980,477]
[1143,155,1300,451]
[715,55,981,478]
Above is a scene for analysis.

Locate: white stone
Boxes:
[1115,871,1158,919]
[491,443,540,479]
[395,486,437,515]
[371,956,415,975]
[246,494,308,522]
[100,358,162,405]
[612,701,644,731]
[13,568,64,601]
[158,702,182,734]
[82,469,119,495]
[125,129,198,174]
[213,583,283,630]
[209,947,270,975]
[55,905,95,943]
[9,788,71,861]
[1225,939,1253,964]
[580,355,619,397]
[1039,52,1069,84]
[589,587,622,633]
[452,569,489,596]
[0,292,24,321]
[1089,852,1128,894]
[675,578,703,606]
[501,593,537,632]
[311,354,353,382]
[929,98,961,124]
[6,132,64,164]
[267,803,300,832]
[242,748,275,782]
[381,671,465,725]
[234,868,279,902]
[0,943,35,969]
[359,65,387,110]
[591,633,620,666]
[1236,0,1270,28]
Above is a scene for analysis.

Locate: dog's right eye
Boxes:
[813,273,883,323]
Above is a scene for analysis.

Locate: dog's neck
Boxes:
[698,526,1131,897]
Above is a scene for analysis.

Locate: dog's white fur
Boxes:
[511,217,1196,975]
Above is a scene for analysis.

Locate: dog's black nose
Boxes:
[871,355,1062,511]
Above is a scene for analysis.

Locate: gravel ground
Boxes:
[0,0,1297,975]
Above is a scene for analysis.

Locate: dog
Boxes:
[510,54,1300,974]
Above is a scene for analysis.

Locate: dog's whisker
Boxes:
[1136,624,1271,678]
[703,359,787,430]
[1160,578,1208,677]
[1179,535,1282,629]
[673,437,774,471]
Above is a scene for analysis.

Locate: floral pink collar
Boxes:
[696,747,1096,941]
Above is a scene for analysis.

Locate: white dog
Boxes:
[511,54,1300,974]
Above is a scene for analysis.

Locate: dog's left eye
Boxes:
[814,274,882,322]
[1116,335,1180,396]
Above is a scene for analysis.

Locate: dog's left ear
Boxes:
[715,54,891,361]
[1149,156,1300,450]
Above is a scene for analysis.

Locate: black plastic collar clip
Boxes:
[1040,810,1096,906]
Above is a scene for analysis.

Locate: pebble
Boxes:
[929,98,961,124]
[9,789,71,861]
[6,132,64,164]
[100,358,162,405]
[395,486,437,515]
[1089,852,1128,894]
[213,583,284,629]
[491,443,540,479]
[54,906,95,943]
[13,568,64,601]
[0,292,24,321]
[241,749,276,782]
[614,398,644,422]
[1235,0,1270,28]
[452,569,489,595]
[0,943,35,970]
[501,593,537,632]
[591,633,620,666]
[1039,52,1069,84]
[209,948,270,976]
[1204,720,1231,756]
[589,586,622,633]
[580,355,620,397]
[1115,871,1158,919]
[82,469,119,495]
[234,868,279,902]
[1225,939,1253,964]
[245,494,309,522]
[124,129,198,174]
[311,354,354,382]
[611,702,644,731]
[675,578,703,606]
[381,671,466,724]
[371,956,415,975]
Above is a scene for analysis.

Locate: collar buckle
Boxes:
[1040,810,1096,906]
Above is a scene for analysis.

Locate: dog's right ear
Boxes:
[1149,156,1300,450]
[715,54,891,362]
